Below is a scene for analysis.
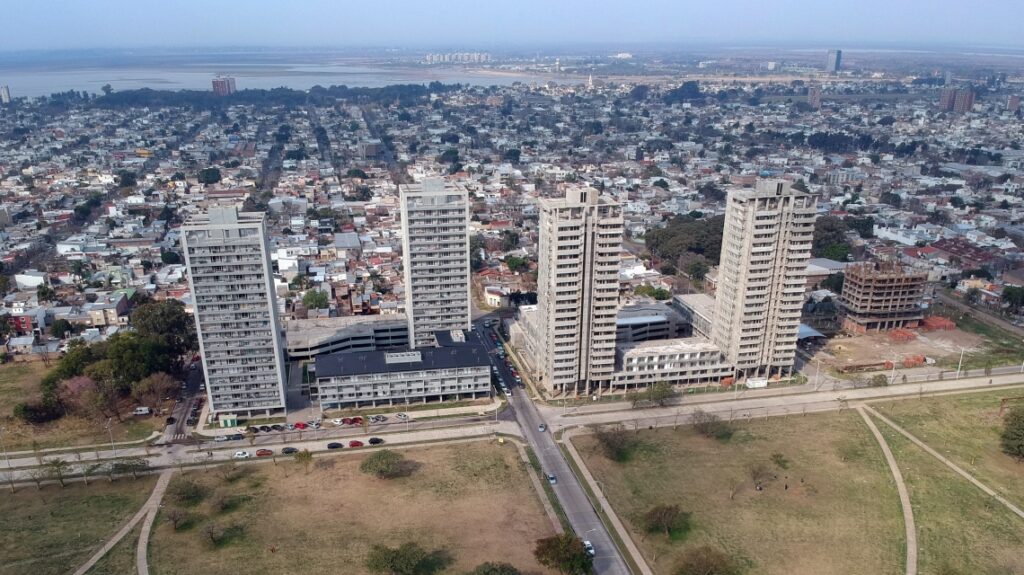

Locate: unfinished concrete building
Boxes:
[840,262,927,333]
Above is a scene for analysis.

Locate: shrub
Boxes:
[691,409,733,441]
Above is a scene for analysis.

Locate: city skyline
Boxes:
[6,0,1024,51]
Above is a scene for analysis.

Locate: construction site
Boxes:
[839,261,929,333]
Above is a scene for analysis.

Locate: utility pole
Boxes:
[956,348,965,379]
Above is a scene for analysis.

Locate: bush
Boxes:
[674,545,739,575]
[534,534,593,575]
[593,425,640,462]
[1001,404,1024,460]
[468,562,521,575]
[360,449,406,479]
[168,476,206,505]
[642,504,690,538]
[691,409,733,441]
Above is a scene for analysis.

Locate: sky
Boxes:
[5,0,1024,51]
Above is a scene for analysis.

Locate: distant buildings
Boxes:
[807,86,822,109]
[533,187,623,395]
[939,87,976,113]
[1009,95,1021,113]
[711,179,817,381]
[400,179,471,348]
[839,262,927,333]
[182,206,287,416]
[0,85,10,105]
[826,49,842,74]
[211,76,236,96]
[423,52,491,64]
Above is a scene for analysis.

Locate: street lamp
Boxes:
[104,418,117,458]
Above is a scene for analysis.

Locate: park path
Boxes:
[863,405,1024,521]
[856,407,917,575]
[71,469,173,575]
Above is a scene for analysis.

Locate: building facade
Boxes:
[826,49,842,73]
[211,77,236,96]
[400,179,471,348]
[613,338,733,390]
[711,179,817,381]
[182,206,287,416]
[284,315,408,360]
[535,187,623,395]
[840,262,927,333]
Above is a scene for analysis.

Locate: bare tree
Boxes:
[82,462,104,486]
[293,449,313,474]
[164,508,189,530]
[44,458,72,488]
[26,467,47,490]
[203,522,225,545]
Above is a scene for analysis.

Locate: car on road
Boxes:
[351,416,363,425]
[248,426,260,434]
[395,413,409,421]
[294,422,308,430]
[281,447,299,455]
[348,440,364,448]
[368,437,384,445]
[331,418,344,426]
[271,424,284,432]
[546,473,557,485]
[583,541,595,557]
[255,449,274,457]
[370,415,387,423]
[230,433,244,441]
[259,425,271,433]
[233,451,250,459]
[326,442,343,449]
[538,424,547,432]
[214,435,229,442]
[165,416,177,425]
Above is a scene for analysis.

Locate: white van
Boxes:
[133,407,152,416]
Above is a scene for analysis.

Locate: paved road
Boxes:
[472,321,631,575]
[936,291,1024,338]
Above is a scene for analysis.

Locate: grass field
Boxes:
[0,361,162,451]
[871,388,1024,509]
[930,308,1024,370]
[0,476,155,575]
[573,411,905,575]
[86,523,140,575]
[876,424,1024,575]
[149,441,557,575]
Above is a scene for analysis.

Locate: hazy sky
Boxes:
[7,0,1023,51]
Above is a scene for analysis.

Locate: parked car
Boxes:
[214,435,229,442]
[351,416,364,426]
[331,418,344,426]
[538,424,547,432]
[259,425,271,433]
[368,437,384,445]
[326,442,343,450]
[133,407,152,416]
[395,413,409,421]
[271,424,284,432]
[233,451,250,459]
[282,447,299,455]
[348,440,364,448]
[294,422,308,430]
[546,473,557,485]
[165,416,177,425]
[230,434,245,441]
[583,541,595,557]
[255,449,273,457]
[341,417,353,425]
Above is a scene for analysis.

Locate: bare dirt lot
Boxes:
[149,440,557,575]
[815,328,984,374]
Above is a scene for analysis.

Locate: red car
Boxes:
[293,422,307,430]
[351,416,364,425]
[255,449,274,457]
[348,440,364,448]
[341,417,353,425]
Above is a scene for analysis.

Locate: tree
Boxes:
[44,458,72,488]
[1001,404,1024,460]
[1002,286,1024,310]
[116,170,137,188]
[469,562,521,575]
[691,409,733,441]
[112,456,150,480]
[365,542,438,575]
[504,255,529,273]
[360,449,405,479]
[58,375,99,417]
[593,425,639,462]
[965,288,981,305]
[533,534,593,575]
[346,168,369,179]
[169,476,206,504]
[36,284,56,302]
[302,290,330,310]
[164,507,190,530]
[812,216,850,259]
[685,260,709,281]
[131,299,197,356]
[203,522,226,545]
[104,332,174,389]
[674,545,739,575]
[870,374,889,387]
[160,251,182,265]
[101,84,113,96]
[643,504,689,537]
[132,372,178,407]
[50,318,74,339]
[503,148,522,164]
[294,449,313,473]
[820,272,845,293]
[198,167,221,185]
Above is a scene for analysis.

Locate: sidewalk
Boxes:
[4,431,161,458]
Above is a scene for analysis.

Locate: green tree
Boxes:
[643,503,689,537]
[131,372,178,407]
[365,542,440,575]
[50,318,74,339]
[347,168,369,179]
[965,288,981,305]
[104,332,174,388]
[870,374,889,387]
[503,149,521,164]
[504,256,529,273]
[674,545,738,575]
[131,299,197,356]
[533,534,593,575]
[468,563,521,575]
[593,425,640,462]
[36,284,56,302]
[160,251,182,265]
[44,458,72,488]
[1002,286,1024,310]
[1001,404,1024,460]
[360,449,406,479]
[302,290,330,309]
[437,149,459,164]
[116,170,137,188]
[812,216,850,258]
[820,273,845,293]
[198,167,221,185]
[685,260,709,280]
[294,449,313,473]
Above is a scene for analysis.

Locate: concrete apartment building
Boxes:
[839,262,927,333]
[534,187,623,395]
[613,337,734,390]
[400,179,471,348]
[314,331,491,409]
[284,315,408,360]
[182,206,287,416]
[711,179,817,381]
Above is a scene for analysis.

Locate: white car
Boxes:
[233,451,250,459]
[395,412,409,421]
[583,541,595,557]
[214,435,229,442]
[331,418,344,426]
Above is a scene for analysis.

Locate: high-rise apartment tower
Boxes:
[826,49,842,73]
[535,187,623,395]
[711,179,817,381]
[400,179,471,348]
[181,206,287,416]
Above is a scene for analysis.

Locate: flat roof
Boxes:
[285,314,407,349]
[315,336,489,378]
[672,293,716,319]
[617,336,721,356]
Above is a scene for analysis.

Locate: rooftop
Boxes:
[284,314,407,349]
[314,332,489,378]
[617,336,721,356]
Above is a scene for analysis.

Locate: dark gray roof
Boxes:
[315,334,489,378]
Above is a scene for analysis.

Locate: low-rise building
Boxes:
[613,337,732,390]
[285,315,408,360]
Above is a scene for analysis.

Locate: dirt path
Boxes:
[863,404,1024,521]
[856,407,918,575]
[71,470,173,575]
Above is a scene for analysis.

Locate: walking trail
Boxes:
[863,404,1024,521]
[856,407,917,575]
[71,469,173,575]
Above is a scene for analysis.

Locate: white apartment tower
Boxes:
[711,179,817,381]
[536,187,623,395]
[181,206,287,416]
[400,179,471,348]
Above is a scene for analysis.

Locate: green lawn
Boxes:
[0,476,155,575]
[871,388,1024,510]
[876,423,1024,575]
[86,523,140,575]
[573,411,904,575]
[0,361,51,407]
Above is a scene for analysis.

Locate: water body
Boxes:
[0,53,552,97]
